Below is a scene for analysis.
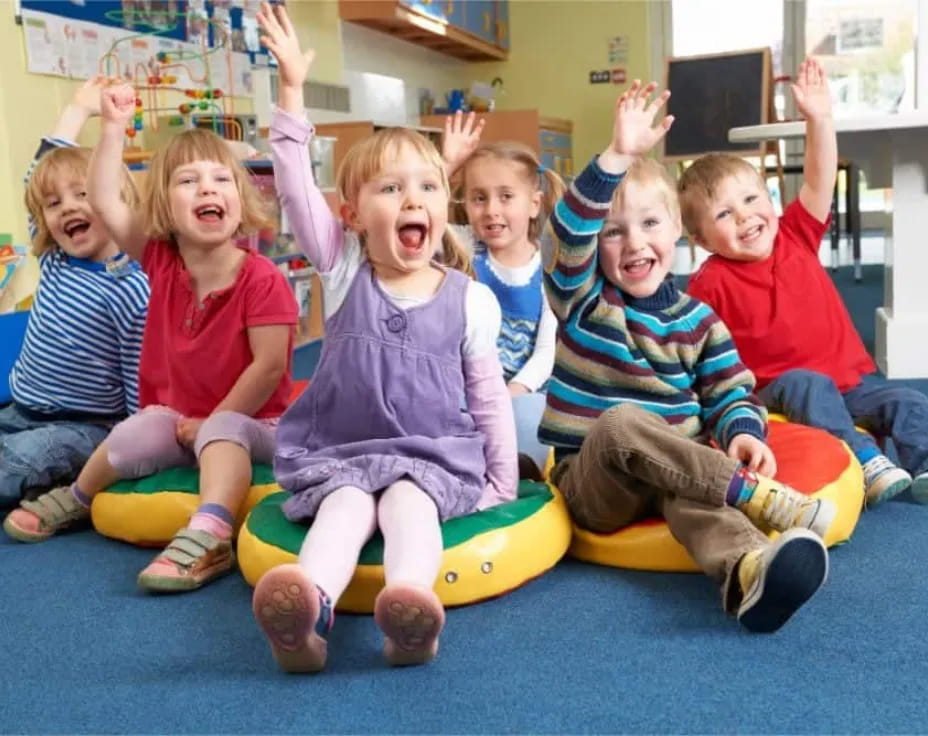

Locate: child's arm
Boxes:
[117,296,149,416]
[794,57,837,223]
[258,2,345,273]
[465,283,519,509]
[544,82,673,321]
[508,291,556,395]
[89,85,148,261]
[442,111,485,178]
[692,308,768,454]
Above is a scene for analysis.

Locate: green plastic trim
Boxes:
[106,464,277,494]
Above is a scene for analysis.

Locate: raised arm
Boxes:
[794,57,837,223]
[442,111,485,178]
[89,84,148,261]
[258,1,345,272]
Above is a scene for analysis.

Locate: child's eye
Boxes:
[500,192,513,201]
[179,177,195,185]
[46,200,60,208]
[422,181,438,192]
[380,183,399,194]
[745,194,757,204]
[469,193,487,203]
[643,217,659,228]
[715,209,730,221]
[77,191,88,199]
[601,226,623,239]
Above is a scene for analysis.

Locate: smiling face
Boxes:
[692,171,779,262]
[40,177,115,261]
[167,159,243,249]
[462,156,541,254]
[343,141,449,278]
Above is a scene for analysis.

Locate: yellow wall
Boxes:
[472,0,654,166]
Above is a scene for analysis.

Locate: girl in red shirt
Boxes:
[4,84,297,593]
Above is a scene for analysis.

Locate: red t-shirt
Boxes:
[138,241,297,418]
[687,199,875,392]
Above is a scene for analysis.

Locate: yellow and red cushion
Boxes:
[569,416,864,572]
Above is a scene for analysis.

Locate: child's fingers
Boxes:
[644,88,671,116]
[276,3,296,37]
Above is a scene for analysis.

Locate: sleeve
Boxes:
[692,305,767,449]
[117,278,150,415]
[24,136,78,243]
[543,157,622,321]
[779,198,831,257]
[244,260,300,328]
[269,107,347,274]
[509,288,557,392]
[461,280,501,358]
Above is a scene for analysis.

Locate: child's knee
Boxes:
[595,403,654,444]
[194,411,254,457]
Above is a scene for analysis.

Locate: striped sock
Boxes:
[725,465,760,506]
[316,586,335,636]
[188,503,234,540]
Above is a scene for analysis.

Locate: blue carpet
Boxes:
[3,264,928,734]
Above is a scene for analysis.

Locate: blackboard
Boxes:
[662,48,771,161]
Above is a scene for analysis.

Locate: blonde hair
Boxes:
[336,127,473,277]
[677,154,765,237]
[457,141,566,243]
[144,128,271,241]
[25,147,138,256]
[611,157,681,226]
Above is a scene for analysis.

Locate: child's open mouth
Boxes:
[397,223,428,254]
[740,224,764,244]
[622,258,655,280]
[195,205,225,223]
[63,218,91,239]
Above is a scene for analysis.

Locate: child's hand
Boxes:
[176,417,205,448]
[507,381,530,398]
[791,57,832,121]
[100,84,137,127]
[607,80,674,158]
[443,111,485,176]
[256,1,315,91]
[727,434,777,478]
[71,75,109,116]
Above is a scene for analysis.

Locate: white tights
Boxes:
[297,480,443,602]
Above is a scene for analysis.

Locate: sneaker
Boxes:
[739,471,836,538]
[862,454,912,506]
[910,472,928,504]
[737,528,829,633]
[136,527,235,593]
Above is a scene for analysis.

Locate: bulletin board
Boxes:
[662,48,772,162]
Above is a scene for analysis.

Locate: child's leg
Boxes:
[3,409,189,542]
[373,479,445,666]
[554,403,834,538]
[761,369,911,504]
[843,377,928,502]
[253,486,377,672]
[137,412,275,593]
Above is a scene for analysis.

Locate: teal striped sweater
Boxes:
[539,157,766,459]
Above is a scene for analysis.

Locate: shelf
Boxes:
[339,1,507,62]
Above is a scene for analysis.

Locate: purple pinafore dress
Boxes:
[275,261,487,522]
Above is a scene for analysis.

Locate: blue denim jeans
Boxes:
[0,403,113,507]
[759,369,928,477]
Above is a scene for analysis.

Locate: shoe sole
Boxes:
[2,514,51,543]
[252,564,327,673]
[137,552,235,593]
[866,476,913,507]
[374,584,445,667]
[738,529,828,633]
[910,475,928,504]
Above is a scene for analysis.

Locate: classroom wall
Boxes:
[470,0,655,167]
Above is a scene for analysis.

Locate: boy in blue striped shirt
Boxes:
[0,77,149,507]
[542,81,833,632]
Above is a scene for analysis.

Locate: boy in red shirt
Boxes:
[680,57,928,507]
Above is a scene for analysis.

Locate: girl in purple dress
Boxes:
[253,3,517,672]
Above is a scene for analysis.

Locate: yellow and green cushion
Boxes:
[569,416,865,572]
[91,464,280,546]
[238,480,573,613]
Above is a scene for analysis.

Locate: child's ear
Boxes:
[529,188,542,219]
[340,202,364,233]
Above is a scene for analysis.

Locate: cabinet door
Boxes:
[464,0,495,42]
[406,0,447,22]
[444,0,465,27]
[494,0,509,49]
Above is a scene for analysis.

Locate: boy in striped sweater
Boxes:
[0,77,149,508]
[541,81,834,632]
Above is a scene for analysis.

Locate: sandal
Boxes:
[137,527,234,593]
[2,486,90,543]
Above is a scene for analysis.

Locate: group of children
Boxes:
[2,1,927,672]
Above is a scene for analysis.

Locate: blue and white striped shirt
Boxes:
[10,137,150,416]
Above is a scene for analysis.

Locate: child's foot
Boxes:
[252,564,330,673]
[374,583,445,667]
[136,527,234,593]
[518,453,544,482]
[735,468,835,538]
[862,454,912,506]
[736,528,829,633]
[909,472,928,504]
[2,485,90,542]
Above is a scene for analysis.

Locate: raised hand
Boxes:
[608,80,673,158]
[442,111,485,175]
[256,1,315,92]
[792,57,832,121]
[71,75,110,116]
[100,83,137,127]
